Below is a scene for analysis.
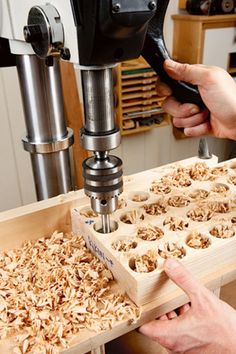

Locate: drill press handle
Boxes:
[142,0,204,109]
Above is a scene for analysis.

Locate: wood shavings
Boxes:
[143,201,167,216]
[211,165,228,176]
[168,195,190,208]
[207,201,230,213]
[186,232,211,249]
[187,206,214,222]
[137,225,164,241]
[171,167,192,187]
[150,181,171,195]
[189,189,209,201]
[112,239,137,252]
[80,208,98,218]
[120,209,144,224]
[117,198,127,209]
[210,225,235,239]
[232,217,236,224]
[211,183,229,195]
[158,242,186,259]
[131,193,149,202]
[0,232,140,353]
[189,162,215,181]
[228,175,236,186]
[163,216,189,231]
[161,167,192,188]
[129,251,158,273]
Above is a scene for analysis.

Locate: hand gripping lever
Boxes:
[142,0,204,108]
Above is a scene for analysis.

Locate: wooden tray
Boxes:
[72,156,236,305]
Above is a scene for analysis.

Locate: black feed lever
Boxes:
[142,0,204,108]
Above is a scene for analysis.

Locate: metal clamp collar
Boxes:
[22,127,74,154]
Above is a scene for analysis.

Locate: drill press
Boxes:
[0,0,204,234]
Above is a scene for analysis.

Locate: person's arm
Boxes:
[157,59,236,140]
[139,258,236,353]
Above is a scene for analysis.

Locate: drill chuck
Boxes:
[83,155,123,215]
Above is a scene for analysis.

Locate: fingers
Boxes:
[173,109,209,129]
[178,303,191,316]
[164,59,209,86]
[159,314,168,321]
[184,121,212,137]
[156,81,172,97]
[162,96,200,118]
[139,318,176,342]
[167,310,178,320]
[164,258,204,302]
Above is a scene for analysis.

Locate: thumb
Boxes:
[164,59,207,86]
[164,258,203,302]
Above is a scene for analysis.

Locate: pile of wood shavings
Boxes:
[131,194,148,202]
[158,242,186,259]
[80,208,98,218]
[112,239,137,252]
[161,168,191,188]
[130,251,157,273]
[149,181,171,195]
[168,195,190,208]
[210,225,235,238]
[0,232,140,354]
[163,216,189,231]
[137,225,164,241]
[187,206,214,222]
[144,201,167,216]
[186,232,211,249]
[189,189,209,201]
[189,162,216,181]
[120,209,144,224]
[211,165,228,176]
[228,175,236,186]
[211,183,229,194]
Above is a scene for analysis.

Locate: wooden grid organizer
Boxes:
[115,57,170,135]
[72,156,236,306]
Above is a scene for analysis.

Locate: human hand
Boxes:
[157,59,236,140]
[139,258,236,353]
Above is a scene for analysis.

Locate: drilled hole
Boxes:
[168,195,190,208]
[189,189,209,201]
[120,209,145,224]
[210,225,235,239]
[163,216,189,231]
[93,220,118,234]
[158,242,186,259]
[211,183,229,194]
[186,232,211,249]
[112,239,137,252]
[137,225,164,241]
[129,251,158,273]
[129,191,150,203]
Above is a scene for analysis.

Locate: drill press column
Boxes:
[80,67,123,233]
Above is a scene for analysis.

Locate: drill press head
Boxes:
[73,1,157,232]
[80,67,123,233]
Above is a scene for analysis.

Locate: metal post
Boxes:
[16,55,74,200]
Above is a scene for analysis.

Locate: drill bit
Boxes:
[101,214,111,233]
[198,137,212,159]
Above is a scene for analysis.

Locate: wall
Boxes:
[0,67,36,212]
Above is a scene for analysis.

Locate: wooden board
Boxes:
[72,156,236,305]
